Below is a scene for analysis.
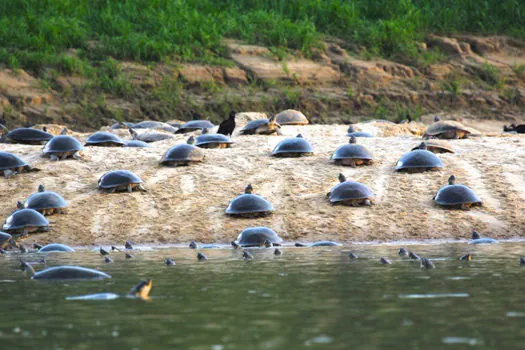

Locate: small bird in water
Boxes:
[408,251,421,260]
[231,241,240,249]
[420,257,435,269]
[197,252,208,261]
[125,253,135,259]
[264,240,272,248]
[104,257,113,263]
[217,110,236,137]
[379,257,392,265]
[99,247,110,256]
[348,252,359,259]
[398,248,409,257]
[165,258,176,266]
[459,254,472,261]
[242,251,254,260]
[274,248,282,256]
[189,241,198,249]
[125,241,134,250]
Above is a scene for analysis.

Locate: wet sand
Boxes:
[0,121,523,245]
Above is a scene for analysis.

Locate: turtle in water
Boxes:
[379,257,392,265]
[469,230,497,244]
[433,175,482,210]
[217,111,236,137]
[42,129,84,161]
[175,120,215,134]
[231,241,240,249]
[423,120,471,139]
[411,140,454,154]
[275,109,309,125]
[3,209,49,239]
[0,151,39,178]
[394,143,443,173]
[503,123,525,134]
[98,170,146,193]
[274,248,283,256]
[520,257,525,266]
[0,231,18,250]
[104,257,113,263]
[408,251,421,260]
[295,241,342,247]
[197,252,208,261]
[129,127,175,143]
[38,243,75,253]
[0,125,53,145]
[235,227,283,247]
[125,252,135,259]
[331,136,374,167]
[165,258,176,266]
[125,241,134,250]
[420,257,435,269]
[85,132,125,147]
[398,248,409,257]
[124,140,151,148]
[459,254,472,261]
[66,279,153,301]
[242,251,254,260]
[226,184,274,218]
[21,262,111,280]
[240,116,281,135]
[195,128,234,149]
[189,241,221,249]
[327,173,374,206]
[271,134,313,157]
[160,137,204,166]
[348,252,359,259]
[21,184,67,215]
[346,126,374,138]
[100,247,110,256]
[133,121,178,133]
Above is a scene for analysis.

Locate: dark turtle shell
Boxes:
[98,170,143,189]
[236,227,283,247]
[31,266,111,280]
[23,189,67,211]
[271,135,313,156]
[175,120,215,133]
[110,122,135,129]
[331,143,373,161]
[195,133,233,147]
[0,151,28,170]
[160,144,204,164]
[226,193,274,216]
[328,181,374,203]
[424,121,470,139]
[133,121,177,133]
[311,241,342,247]
[38,243,75,253]
[434,184,482,206]
[124,140,151,148]
[0,231,12,245]
[240,119,269,133]
[43,135,84,154]
[275,109,309,125]
[394,150,443,171]
[85,132,125,146]
[346,131,374,138]
[3,209,49,231]
[6,128,53,143]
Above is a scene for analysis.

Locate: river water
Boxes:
[1,242,524,349]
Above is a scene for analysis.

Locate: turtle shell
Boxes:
[3,209,49,231]
[328,181,374,203]
[272,136,313,156]
[110,122,135,129]
[311,241,342,247]
[31,266,111,280]
[0,151,28,170]
[394,150,443,171]
[0,231,12,244]
[195,133,233,147]
[226,193,274,216]
[38,243,75,252]
[424,121,470,139]
[135,132,174,143]
[240,119,269,133]
[160,144,204,164]
[133,121,177,133]
[124,140,151,148]
[85,132,125,146]
[434,184,482,206]
[412,140,454,153]
[275,109,309,125]
[346,131,374,138]
[43,135,84,154]
[7,128,53,143]
[175,120,215,133]
[98,170,143,189]
[236,227,283,247]
[331,144,373,161]
[23,190,67,211]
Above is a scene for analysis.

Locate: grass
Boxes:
[0,1,524,74]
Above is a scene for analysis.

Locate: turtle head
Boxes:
[471,230,481,240]
[189,240,198,249]
[347,126,356,133]
[448,175,456,185]
[416,142,427,150]
[42,126,47,132]
[349,136,357,144]
[245,184,253,194]
[128,127,138,139]
[20,261,36,277]
[201,128,210,135]
[264,240,272,248]
[16,201,24,209]
[338,173,346,183]
[60,128,68,135]
[129,279,152,300]
[231,241,240,249]
[187,136,195,145]
[229,111,236,120]
[296,134,303,138]
[125,240,134,250]
[434,116,440,122]
[38,184,45,192]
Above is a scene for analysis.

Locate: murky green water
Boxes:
[1,242,524,349]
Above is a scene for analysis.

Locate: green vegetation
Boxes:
[1,0,525,74]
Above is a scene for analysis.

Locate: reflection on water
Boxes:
[1,242,524,349]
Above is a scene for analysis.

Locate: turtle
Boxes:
[66,279,152,301]
[503,123,525,134]
[235,227,283,247]
[21,184,67,215]
[129,128,174,143]
[195,128,234,149]
[0,126,53,145]
[380,257,392,265]
[275,109,309,125]
[433,175,482,210]
[0,231,14,249]
[189,241,221,249]
[98,170,146,193]
[348,252,359,259]
[408,251,421,260]
[274,248,283,256]
[394,143,443,173]
[520,257,525,266]
[420,257,435,269]
[346,126,374,138]
[160,137,204,166]
[0,151,39,178]
[459,254,472,261]
[398,248,409,257]
[3,209,49,238]
[85,131,125,147]
[411,140,454,154]
[21,262,111,280]
[110,121,136,130]
[469,230,497,244]
[327,173,374,206]
[124,140,151,148]
[125,240,134,250]
[271,134,313,157]
[175,120,215,134]
[423,120,471,139]
[242,251,254,260]
[217,111,236,137]
[226,184,274,218]
[295,241,342,247]
[99,247,110,256]
[165,258,176,266]
[331,136,374,166]
[42,130,84,161]
[125,253,135,259]
[197,252,208,261]
[104,257,113,263]
[133,121,178,133]
[240,116,281,135]
[38,243,75,253]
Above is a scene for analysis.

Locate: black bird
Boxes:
[217,111,236,137]
[503,123,525,134]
